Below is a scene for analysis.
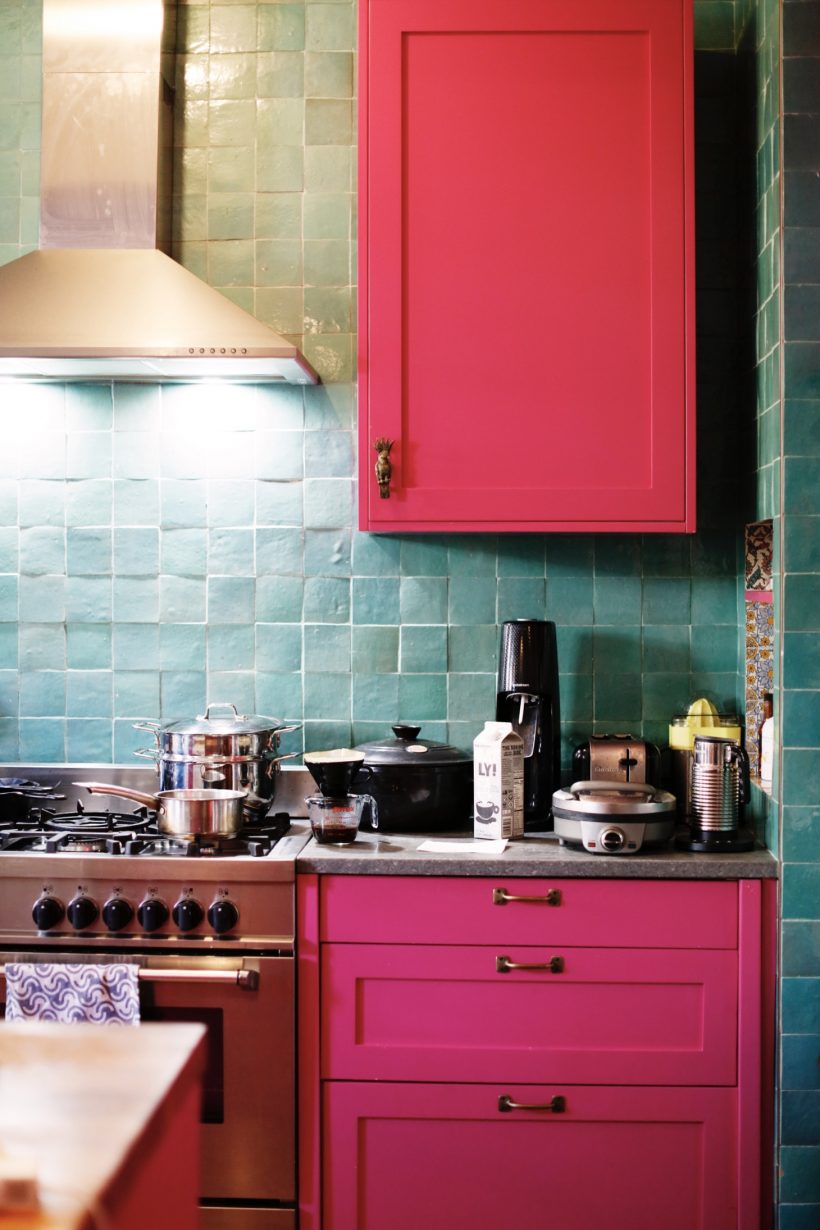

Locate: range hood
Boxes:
[0,0,318,385]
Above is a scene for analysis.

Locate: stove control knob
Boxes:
[67,895,99,930]
[599,826,626,853]
[102,897,134,932]
[32,895,64,931]
[137,897,169,933]
[208,899,239,935]
[173,897,204,932]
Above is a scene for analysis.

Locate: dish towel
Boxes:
[4,963,140,1025]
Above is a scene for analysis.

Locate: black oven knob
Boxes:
[137,897,169,933]
[173,897,204,932]
[32,895,64,931]
[67,895,99,930]
[102,897,134,932]
[208,899,238,935]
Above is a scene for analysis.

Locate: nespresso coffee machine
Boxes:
[496,619,560,830]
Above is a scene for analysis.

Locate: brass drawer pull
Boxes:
[492,887,561,906]
[498,1095,566,1114]
[496,954,564,974]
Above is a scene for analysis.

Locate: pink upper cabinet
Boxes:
[358,0,696,532]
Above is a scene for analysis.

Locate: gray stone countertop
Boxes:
[296,830,779,878]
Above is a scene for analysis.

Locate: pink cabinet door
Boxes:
[320,943,738,1085]
[323,1082,737,1230]
[359,0,695,531]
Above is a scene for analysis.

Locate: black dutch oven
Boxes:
[350,725,472,833]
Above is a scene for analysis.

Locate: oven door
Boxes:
[0,950,295,1205]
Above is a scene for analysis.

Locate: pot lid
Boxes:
[354,725,470,767]
[159,703,289,736]
[552,780,676,818]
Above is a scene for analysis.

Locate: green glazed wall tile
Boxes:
[780,1147,820,1203]
[401,625,447,674]
[160,624,207,671]
[782,922,820,975]
[642,625,691,673]
[113,624,160,670]
[350,532,401,576]
[448,625,497,674]
[304,671,351,720]
[785,575,820,631]
[448,577,496,626]
[352,672,399,722]
[256,671,303,720]
[257,51,304,98]
[497,578,546,624]
[594,673,643,723]
[304,622,350,672]
[547,577,594,626]
[782,807,820,862]
[447,537,498,577]
[258,4,305,52]
[643,577,692,624]
[593,576,642,625]
[783,690,820,748]
[398,673,447,722]
[592,627,641,674]
[400,577,448,625]
[782,1036,820,1092]
[208,624,255,671]
[302,575,348,622]
[352,576,400,625]
[163,670,208,715]
[351,625,398,674]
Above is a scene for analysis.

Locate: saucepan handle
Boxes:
[74,781,159,809]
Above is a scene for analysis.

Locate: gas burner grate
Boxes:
[21,803,157,835]
[125,814,290,859]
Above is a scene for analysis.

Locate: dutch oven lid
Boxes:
[159,703,289,736]
[354,725,470,767]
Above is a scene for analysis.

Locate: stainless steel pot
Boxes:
[78,781,248,838]
[134,703,300,816]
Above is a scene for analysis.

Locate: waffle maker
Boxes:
[552,780,676,854]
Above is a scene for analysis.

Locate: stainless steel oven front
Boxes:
[0,763,309,1230]
[1,948,295,1223]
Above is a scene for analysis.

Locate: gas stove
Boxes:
[0,765,311,950]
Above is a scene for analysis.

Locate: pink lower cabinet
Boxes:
[298,875,774,1230]
[324,1083,737,1230]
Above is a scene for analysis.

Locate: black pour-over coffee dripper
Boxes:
[303,749,369,797]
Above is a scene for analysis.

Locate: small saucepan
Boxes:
[77,781,248,839]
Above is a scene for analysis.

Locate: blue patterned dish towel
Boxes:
[4,963,141,1025]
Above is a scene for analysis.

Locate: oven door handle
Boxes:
[0,965,259,991]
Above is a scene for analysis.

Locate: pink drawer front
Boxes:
[321,943,738,1085]
[320,876,738,948]
[323,1082,738,1230]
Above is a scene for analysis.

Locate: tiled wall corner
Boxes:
[778,0,820,1219]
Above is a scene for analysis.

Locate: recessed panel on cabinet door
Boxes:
[360,0,693,530]
[323,1083,736,1230]
[320,944,737,1085]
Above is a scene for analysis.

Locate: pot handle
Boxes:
[133,747,161,762]
[199,702,242,721]
[74,781,159,808]
[266,751,299,766]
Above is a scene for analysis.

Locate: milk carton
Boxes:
[473,721,524,840]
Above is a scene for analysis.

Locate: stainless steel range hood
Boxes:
[0,0,318,385]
